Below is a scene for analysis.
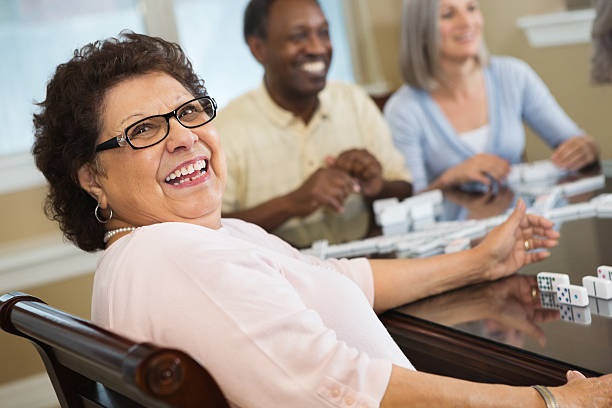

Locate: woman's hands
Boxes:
[551,135,600,171]
[436,153,510,189]
[474,199,560,282]
[552,370,612,408]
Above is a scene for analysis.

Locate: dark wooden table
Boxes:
[381,171,612,386]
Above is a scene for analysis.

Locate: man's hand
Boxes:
[329,148,384,197]
[287,167,359,216]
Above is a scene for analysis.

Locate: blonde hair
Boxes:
[400,0,489,91]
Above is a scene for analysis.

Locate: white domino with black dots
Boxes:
[536,272,570,292]
[556,284,589,307]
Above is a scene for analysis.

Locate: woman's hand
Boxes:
[474,199,560,281]
[551,370,612,408]
[438,153,510,188]
[551,135,599,171]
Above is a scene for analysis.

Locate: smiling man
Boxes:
[215,0,413,248]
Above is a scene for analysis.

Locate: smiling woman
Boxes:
[384,0,600,194]
[84,72,225,234]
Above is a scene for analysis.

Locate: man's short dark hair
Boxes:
[243,0,275,42]
[243,0,321,43]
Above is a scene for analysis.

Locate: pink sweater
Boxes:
[92,219,413,407]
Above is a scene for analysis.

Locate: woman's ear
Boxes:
[77,163,107,207]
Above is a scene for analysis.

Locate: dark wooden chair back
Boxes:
[0,292,230,408]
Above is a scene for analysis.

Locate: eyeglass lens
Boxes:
[126,97,215,148]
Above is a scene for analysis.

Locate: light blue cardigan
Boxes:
[384,56,583,192]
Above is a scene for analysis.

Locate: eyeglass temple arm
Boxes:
[95,137,121,152]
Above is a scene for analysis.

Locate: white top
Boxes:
[458,124,490,154]
[92,219,414,408]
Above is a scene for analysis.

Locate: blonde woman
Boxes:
[385,0,599,193]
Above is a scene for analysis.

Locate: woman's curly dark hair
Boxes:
[32,31,208,252]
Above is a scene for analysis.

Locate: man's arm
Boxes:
[374,180,413,200]
[224,166,359,232]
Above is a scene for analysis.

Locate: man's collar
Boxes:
[256,83,330,127]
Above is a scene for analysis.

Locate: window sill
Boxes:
[0,233,98,291]
[516,8,595,48]
[0,153,46,194]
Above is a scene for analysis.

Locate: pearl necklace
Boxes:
[103,227,138,244]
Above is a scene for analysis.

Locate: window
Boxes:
[0,0,355,192]
[173,0,354,108]
[1,0,145,156]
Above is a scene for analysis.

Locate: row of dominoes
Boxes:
[536,266,612,308]
[528,178,609,219]
[303,216,498,259]
[303,212,509,260]
[507,160,568,185]
[303,187,610,261]
[373,190,443,236]
[508,160,603,198]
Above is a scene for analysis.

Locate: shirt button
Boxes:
[344,395,355,405]
[330,386,341,398]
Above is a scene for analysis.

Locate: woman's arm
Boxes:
[382,366,543,407]
[384,90,430,193]
[513,58,600,169]
[382,366,612,407]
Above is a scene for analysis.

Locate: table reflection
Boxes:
[395,275,560,348]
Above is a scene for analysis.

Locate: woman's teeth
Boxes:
[165,159,207,185]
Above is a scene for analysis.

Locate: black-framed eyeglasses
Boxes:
[95,96,217,152]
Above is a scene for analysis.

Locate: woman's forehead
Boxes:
[101,73,192,127]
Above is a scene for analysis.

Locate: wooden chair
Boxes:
[0,292,230,408]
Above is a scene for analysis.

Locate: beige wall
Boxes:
[367,0,612,161]
[0,187,95,386]
[0,187,57,245]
